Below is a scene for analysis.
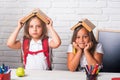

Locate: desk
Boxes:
[11,69,120,80]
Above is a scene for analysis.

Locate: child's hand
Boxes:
[46,17,53,29]
[17,18,24,29]
[73,42,82,53]
[84,41,93,52]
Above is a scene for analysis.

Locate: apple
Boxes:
[16,67,25,77]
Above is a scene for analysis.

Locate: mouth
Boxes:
[78,43,86,48]
[33,33,37,35]
[79,43,85,45]
[78,43,86,47]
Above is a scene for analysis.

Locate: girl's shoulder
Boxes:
[96,43,103,47]
[68,44,72,47]
[68,44,73,49]
[96,43,104,54]
[67,44,73,53]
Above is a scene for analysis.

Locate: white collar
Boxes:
[30,39,42,45]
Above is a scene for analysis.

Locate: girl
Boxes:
[7,16,61,70]
[67,21,104,72]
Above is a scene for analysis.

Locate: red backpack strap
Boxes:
[42,38,51,70]
[23,37,30,67]
[23,37,51,70]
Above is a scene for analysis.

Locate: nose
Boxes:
[33,26,37,31]
[80,37,84,42]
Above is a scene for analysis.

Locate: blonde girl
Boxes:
[7,16,61,70]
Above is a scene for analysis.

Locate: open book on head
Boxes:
[21,8,50,24]
[71,18,96,32]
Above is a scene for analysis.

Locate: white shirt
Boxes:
[67,43,104,67]
[25,39,48,70]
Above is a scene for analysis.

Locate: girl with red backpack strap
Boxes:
[7,12,61,70]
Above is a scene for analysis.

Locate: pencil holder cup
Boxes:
[0,70,11,80]
[86,74,97,80]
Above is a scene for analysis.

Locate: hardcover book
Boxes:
[21,9,49,24]
[71,19,96,32]
[82,19,95,32]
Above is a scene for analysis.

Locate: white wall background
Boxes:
[0,0,120,70]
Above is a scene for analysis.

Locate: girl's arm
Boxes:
[84,51,103,66]
[67,51,82,72]
[67,42,83,72]
[46,18,61,48]
[84,42,103,66]
[7,18,24,49]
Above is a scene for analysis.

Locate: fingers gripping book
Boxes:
[21,8,50,24]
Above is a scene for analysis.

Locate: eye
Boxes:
[29,25,33,28]
[36,25,42,28]
[76,36,80,39]
[83,35,89,38]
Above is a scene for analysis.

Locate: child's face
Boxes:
[75,28,90,49]
[28,17,43,40]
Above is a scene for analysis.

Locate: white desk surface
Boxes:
[11,69,120,80]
